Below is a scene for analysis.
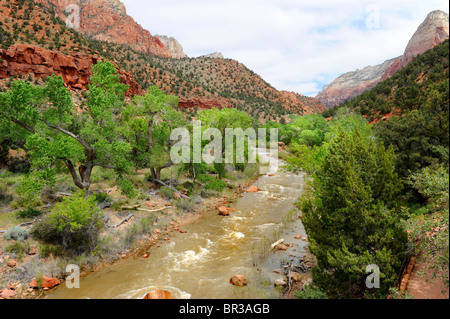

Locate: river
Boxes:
[49,149,308,299]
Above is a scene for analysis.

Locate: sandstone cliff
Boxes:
[382,10,449,80]
[156,35,188,59]
[200,52,224,59]
[316,10,449,108]
[36,0,172,58]
[316,58,398,107]
[0,44,143,97]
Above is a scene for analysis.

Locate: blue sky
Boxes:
[121,0,449,96]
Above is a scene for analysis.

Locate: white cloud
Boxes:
[121,0,449,96]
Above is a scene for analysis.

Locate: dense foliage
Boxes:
[0,61,131,193]
[31,191,104,252]
[290,40,449,298]
[299,126,407,298]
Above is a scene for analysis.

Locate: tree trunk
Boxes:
[150,167,158,189]
[66,148,95,191]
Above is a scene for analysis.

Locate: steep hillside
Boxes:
[35,0,172,58]
[316,57,398,108]
[0,0,141,96]
[317,10,449,108]
[0,0,326,122]
[0,0,90,52]
[323,40,449,123]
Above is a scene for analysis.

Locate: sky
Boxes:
[121,0,449,97]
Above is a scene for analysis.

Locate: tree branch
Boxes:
[12,119,35,134]
[154,179,190,199]
[41,119,91,152]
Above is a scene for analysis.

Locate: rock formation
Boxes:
[36,0,172,58]
[315,58,398,107]
[143,289,173,299]
[156,35,188,59]
[0,44,143,97]
[316,10,449,108]
[382,10,449,80]
[200,52,224,59]
[177,97,232,110]
[29,276,61,289]
[229,275,248,287]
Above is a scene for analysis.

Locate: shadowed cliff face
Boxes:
[316,10,449,108]
[0,44,143,97]
[36,0,172,58]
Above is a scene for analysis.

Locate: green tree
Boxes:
[0,61,131,193]
[120,104,149,173]
[300,128,407,298]
[408,164,449,290]
[130,86,185,188]
[197,107,255,175]
[31,190,104,252]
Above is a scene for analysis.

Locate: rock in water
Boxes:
[144,289,173,299]
[230,275,248,287]
[218,206,230,216]
[246,186,260,193]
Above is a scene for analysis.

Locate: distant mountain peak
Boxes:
[316,10,449,108]
[199,52,224,59]
[155,35,188,59]
[403,10,449,61]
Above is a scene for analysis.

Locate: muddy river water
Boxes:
[49,149,308,299]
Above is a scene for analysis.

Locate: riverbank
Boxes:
[0,166,261,299]
[45,150,310,299]
[2,149,313,300]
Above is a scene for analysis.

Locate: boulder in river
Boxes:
[144,289,173,299]
[218,206,230,216]
[230,275,248,287]
[246,186,260,193]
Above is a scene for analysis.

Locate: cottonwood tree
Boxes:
[0,61,131,193]
[196,108,255,177]
[129,86,185,188]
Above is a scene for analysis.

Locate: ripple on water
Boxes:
[165,246,211,272]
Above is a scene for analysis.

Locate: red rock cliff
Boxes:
[0,44,143,97]
[36,0,172,58]
[178,97,232,110]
